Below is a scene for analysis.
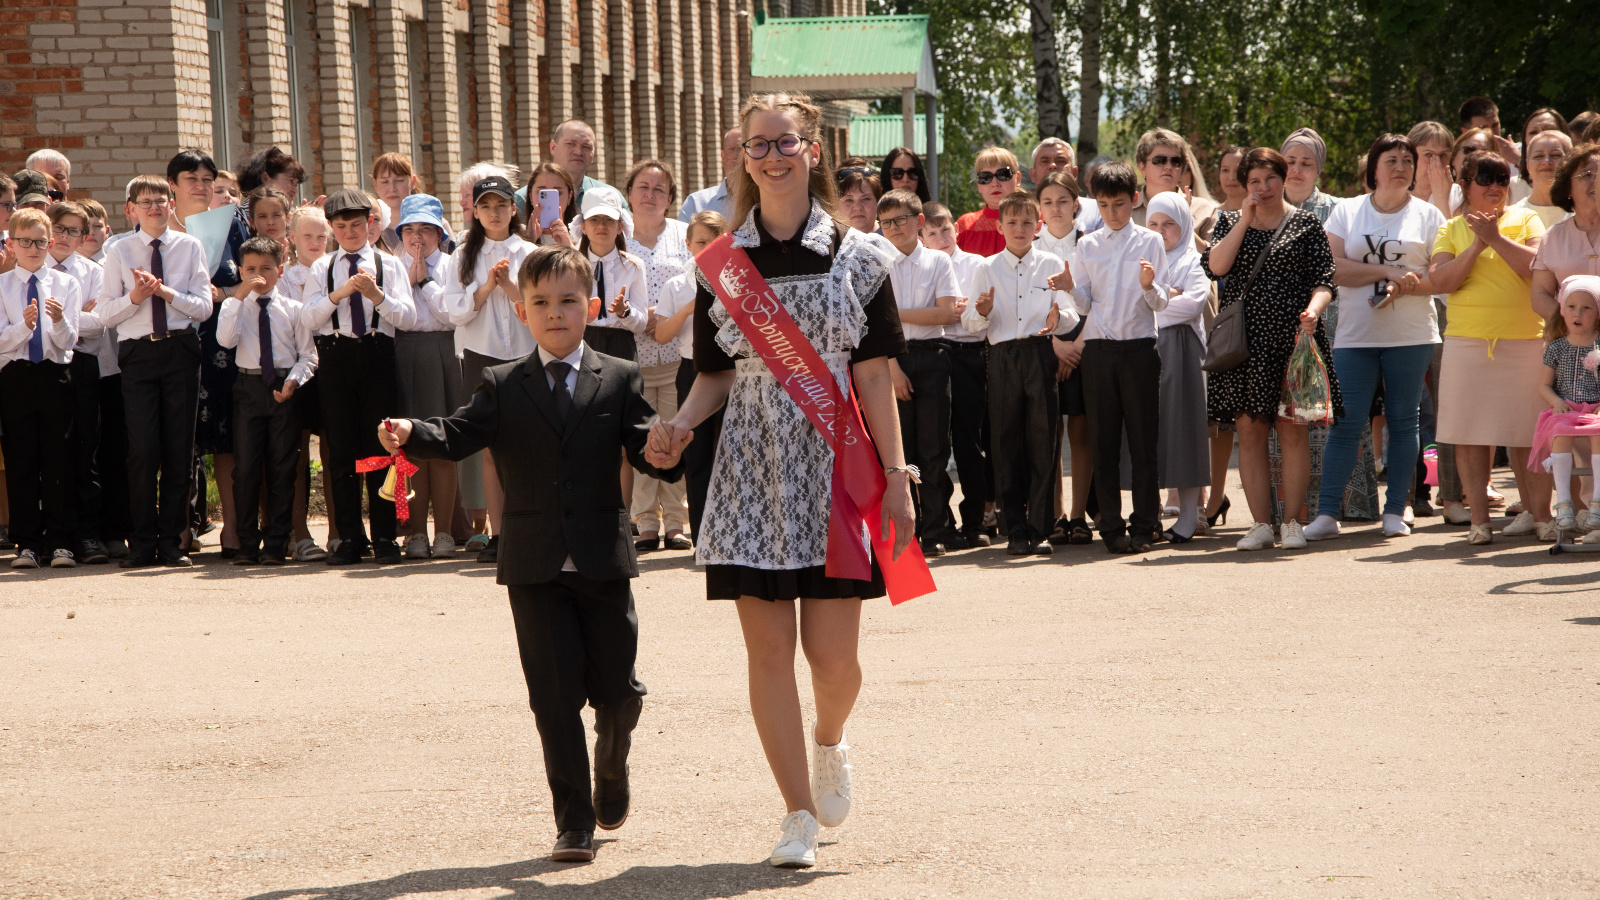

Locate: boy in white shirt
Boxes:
[1049,161,1169,553]
[879,190,965,556]
[922,202,993,547]
[217,237,317,565]
[1,209,82,568]
[961,191,1079,555]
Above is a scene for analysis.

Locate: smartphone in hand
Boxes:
[538,189,561,228]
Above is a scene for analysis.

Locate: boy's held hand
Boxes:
[1047,260,1074,293]
[273,379,297,404]
[1138,258,1156,290]
[377,418,411,453]
[22,299,38,329]
[974,287,995,317]
[889,360,913,401]
[644,420,693,469]
[82,298,97,314]
[349,271,381,301]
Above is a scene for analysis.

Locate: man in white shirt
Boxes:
[878,190,965,555]
[961,192,1079,556]
[216,237,317,565]
[96,175,214,568]
[301,188,417,565]
[1051,161,1169,554]
[678,128,742,223]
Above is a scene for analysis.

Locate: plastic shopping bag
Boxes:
[1278,332,1334,424]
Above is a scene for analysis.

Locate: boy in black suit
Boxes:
[379,245,688,863]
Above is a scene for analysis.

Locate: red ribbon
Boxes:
[356,448,420,523]
[701,234,935,605]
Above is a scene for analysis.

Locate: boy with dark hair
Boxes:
[218,237,317,565]
[1049,160,1169,553]
[1458,96,1501,134]
[300,188,416,565]
[379,244,686,863]
[97,174,214,568]
[961,191,1079,555]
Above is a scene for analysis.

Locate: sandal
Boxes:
[464,533,491,553]
[292,538,327,561]
[1066,518,1093,544]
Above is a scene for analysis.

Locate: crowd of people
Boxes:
[5,88,1600,867]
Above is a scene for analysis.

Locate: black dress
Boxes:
[693,203,906,602]
[1202,208,1341,424]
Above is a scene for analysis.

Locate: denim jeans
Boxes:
[1317,343,1436,519]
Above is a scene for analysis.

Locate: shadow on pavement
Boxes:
[241,857,838,900]
[1488,568,1600,596]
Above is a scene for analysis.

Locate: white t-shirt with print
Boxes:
[1323,194,1446,349]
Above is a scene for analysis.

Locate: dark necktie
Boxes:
[546,360,573,422]
[256,294,275,383]
[149,237,168,336]
[594,259,606,313]
[26,273,43,363]
[347,253,367,337]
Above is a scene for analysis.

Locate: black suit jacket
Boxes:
[404,346,684,585]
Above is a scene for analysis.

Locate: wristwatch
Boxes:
[415,275,433,288]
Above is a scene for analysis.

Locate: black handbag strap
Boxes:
[1234,210,1294,310]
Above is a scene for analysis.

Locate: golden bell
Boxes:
[378,466,414,503]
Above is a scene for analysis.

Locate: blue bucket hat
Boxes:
[397,193,452,242]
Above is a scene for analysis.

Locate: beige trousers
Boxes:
[631,362,688,534]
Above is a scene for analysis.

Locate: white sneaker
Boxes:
[11,549,40,569]
[1443,502,1472,525]
[326,538,343,555]
[1236,522,1276,551]
[431,533,457,556]
[1501,511,1538,536]
[50,548,77,568]
[1302,515,1340,541]
[1382,513,1411,537]
[769,810,819,868]
[1584,502,1600,532]
[810,724,853,827]
[403,532,431,559]
[1279,519,1307,549]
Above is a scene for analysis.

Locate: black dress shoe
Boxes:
[119,550,159,569]
[1129,533,1153,553]
[963,529,992,548]
[78,539,110,565]
[550,830,595,862]
[1104,534,1133,554]
[1029,539,1053,556]
[327,541,362,566]
[942,532,970,550]
[477,534,499,563]
[1006,536,1030,556]
[664,533,693,551]
[157,546,193,567]
[634,535,661,552]
[232,550,260,566]
[919,537,946,557]
[105,539,129,559]
[259,549,287,566]
[593,696,641,830]
[371,539,403,564]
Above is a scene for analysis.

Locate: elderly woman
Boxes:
[1307,135,1447,542]
[1514,129,1574,230]
[1429,151,1549,544]
[1203,148,1340,551]
[878,147,931,203]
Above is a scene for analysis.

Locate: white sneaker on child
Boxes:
[769,810,819,868]
[1303,515,1340,541]
[1554,501,1577,530]
[431,533,457,556]
[403,533,432,559]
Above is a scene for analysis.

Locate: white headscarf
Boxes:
[1147,191,1198,283]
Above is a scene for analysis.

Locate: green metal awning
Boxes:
[848,114,944,157]
[749,14,937,100]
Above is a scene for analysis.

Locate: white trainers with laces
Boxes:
[810,724,854,827]
[1279,519,1308,549]
[11,549,40,569]
[403,533,431,559]
[1236,522,1276,551]
[768,809,819,868]
[1501,511,1538,536]
[432,533,458,556]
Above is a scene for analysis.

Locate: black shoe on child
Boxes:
[327,541,362,566]
[963,529,992,548]
[372,540,403,564]
[232,550,260,566]
[120,549,159,569]
[78,539,110,565]
[259,548,287,566]
[919,537,946,557]
[477,535,499,563]
[1006,536,1030,556]
[1029,540,1053,556]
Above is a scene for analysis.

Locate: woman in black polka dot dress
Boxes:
[1203,147,1340,550]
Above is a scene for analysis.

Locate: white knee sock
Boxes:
[1551,453,1574,504]
[1174,487,1201,537]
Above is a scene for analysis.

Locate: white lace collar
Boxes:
[731,200,835,256]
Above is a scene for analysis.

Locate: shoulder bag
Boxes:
[1201,211,1293,373]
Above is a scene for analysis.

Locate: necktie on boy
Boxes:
[595,260,606,313]
[347,252,368,337]
[257,294,275,383]
[26,273,44,363]
[149,237,168,336]
[546,360,573,422]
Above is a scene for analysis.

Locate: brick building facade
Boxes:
[4,0,764,230]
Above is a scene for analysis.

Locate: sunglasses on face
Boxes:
[975,167,1014,185]
[889,167,920,181]
[835,167,875,183]
[1147,154,1185,169]
[47,190,65,202]
[741,134,813,159]
[1472,172,1511,187]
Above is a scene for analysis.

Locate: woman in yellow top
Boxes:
[1430,151,1548,545]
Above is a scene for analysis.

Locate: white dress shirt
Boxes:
[1034,226,1079,269]
[1070,223,1170,341]
[301,244,416,338]
[889,242,962,341]
[0,264,81,367]
[678,179,733,223]
[215,286,319,386]
[588,249,649,334]
[940,244,986,343]
[397,248,452,333]
[442,234,537,360]
[654,269,698,361]
[96,228,214,339]
[961,245,1079,344]
[51,252,105,357]
[539,341,586,573]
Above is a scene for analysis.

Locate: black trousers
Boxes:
[675,357,722,539]
[68,351,102,541]
[584,325,637,361]
[0,359,76,554]
[232,374,301,554]
[987,337,1059,541]
[947,339,992,534]
[1081,338,1162,541]
[119,332,200,554]
[508,574,647,833]
[316,334,399,545]
[97,373,133,542]
[896,340,953,539]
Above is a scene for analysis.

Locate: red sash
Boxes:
[701,234,935,605]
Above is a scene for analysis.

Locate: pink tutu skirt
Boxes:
[1528,402,1600,472]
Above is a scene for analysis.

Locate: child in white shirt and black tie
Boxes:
[217,237,317,565]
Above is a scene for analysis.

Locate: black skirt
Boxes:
[706,562,886,602]
[585,325,638,361]
[1056,319,1087,417]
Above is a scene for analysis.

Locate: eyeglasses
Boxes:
[741,134,813,159]
[889,167,920,181]
[0,201,14,213]
[880,213,917,231]
[10,237,49,250]
[1472,172,1511,187]
[1147,154,1186,169]
[975,167,1015,185]
[51,225,83,238]
[132,198,171,209]
[1575,170,1599,183]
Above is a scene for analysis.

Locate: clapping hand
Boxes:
[1046,259,1074,293]
[608,287,631,319]
[0,243,14,274]
[1138,258,1155,291]
[43,296,64,323]
[495,258,518,293]
[273,379,298,404]
[974,287,995,317]
[22,299,38,329]
[644,420,693,469]
[129,268,161,304]
[377,418,412,454]
[1465,210,1500,245]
